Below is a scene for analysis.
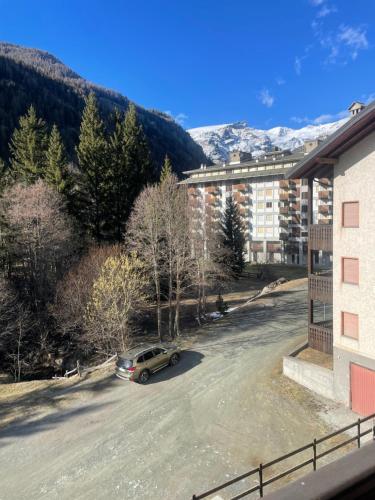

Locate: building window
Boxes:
[342,202,359,228]
[265,189,273,198]
[257,227,265,235]
[266,201,273,208]
[342,258,359,285]
[257,215,264,224]
[342,311,359,339]
[258,190,264,198]
[265,215,273,224]
[257,202,265,210]
[265,227,273,236]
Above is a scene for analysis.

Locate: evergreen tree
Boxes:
[108,110,129,241]
[45,124,68,193]
[123,103,153,191]
[9,105,48,183]
[160,154,172,182]
[220,195,246,276]
[76,93,109,241]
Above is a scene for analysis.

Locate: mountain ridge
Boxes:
[0,42,208,173]
[188,119,348,162]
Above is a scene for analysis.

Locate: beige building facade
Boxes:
[182,144,332,266]
[287,100,375,415]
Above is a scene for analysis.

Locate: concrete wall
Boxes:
[334,346,375,406]
[283,355,334,400]
[332,131,375,400]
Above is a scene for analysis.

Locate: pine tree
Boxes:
[9,105,48,183]
[45,124,68,193]
[160,154,172,182]
[123,103,153,192]
[108,110,130,241]
[76,93,109,241]
[220,195,246,276]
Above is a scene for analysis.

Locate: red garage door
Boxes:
[351,363,375,415]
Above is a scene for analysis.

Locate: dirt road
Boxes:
[0,282,334,499]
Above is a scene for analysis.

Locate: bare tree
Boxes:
[190,204,230,324]
[159,174,195,337]
[2,180,75,317]
[54,244,122,346]
[126,185,164,340]
[0,278,33,381]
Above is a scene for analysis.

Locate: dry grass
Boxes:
[297,347,333,370]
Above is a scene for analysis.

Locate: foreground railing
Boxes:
[192,413,375,500]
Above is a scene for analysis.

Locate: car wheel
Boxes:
[169,353,180,366]
[138,370,150,384]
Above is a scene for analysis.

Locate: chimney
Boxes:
[348,101,365,117]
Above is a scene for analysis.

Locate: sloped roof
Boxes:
[286,100,375,179]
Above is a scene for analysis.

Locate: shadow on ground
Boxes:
[0,372,119,444]
[144,350,204,385]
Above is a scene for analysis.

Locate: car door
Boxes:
[142,349,158,372]
[152,348,169,369]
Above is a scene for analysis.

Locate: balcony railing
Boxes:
[308,321,333,354]
[279,192,289,201]
[233,183,247,192]
[309,224,332,252]
[280,206,289,215]
[309,275,332,303]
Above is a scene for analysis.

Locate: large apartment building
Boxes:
[181,142,333,265]
[287,100,375,415]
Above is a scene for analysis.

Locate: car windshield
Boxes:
[117,357,133,369]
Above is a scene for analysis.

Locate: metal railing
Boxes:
[192,413,375,500]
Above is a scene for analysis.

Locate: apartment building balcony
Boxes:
[290,202,300,212]
[279,180,289,189]
[308,321,333,354]
[319,178,332,187]
[251,241,264,252]
[279,232,288,241]
[279,206,289,215]
[233,183,247,192]
[267,242,282,253]
[289,215,300,225]
[288,192,296,199]
[206,186,219,195]
[279,192,289,201]
[234,194,247,204]
[309,224,332,252]
[318,204,332,215]
[188,187,198,196]
[301,191,308,199]
[279,219,288,228]
[318,190,332,200]
[309,274,333,303]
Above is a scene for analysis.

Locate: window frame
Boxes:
[342,201,359,228]
[342,257,359,285]
[341,311,359,339]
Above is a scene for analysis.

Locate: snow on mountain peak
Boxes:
[188,118,348,162]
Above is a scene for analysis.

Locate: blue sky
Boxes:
[1,0,374,129]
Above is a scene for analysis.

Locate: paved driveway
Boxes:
[0,282,333,500]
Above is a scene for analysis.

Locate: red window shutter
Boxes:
[342,312,359,339]
[343,202,359,227]
[342,258,359,284]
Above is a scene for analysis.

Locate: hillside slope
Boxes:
[0,42,207,173]
[188,119,347,162]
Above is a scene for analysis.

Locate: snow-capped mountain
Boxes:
[188,119,347,163]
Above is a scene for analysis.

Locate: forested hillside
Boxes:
[0,42,207,172]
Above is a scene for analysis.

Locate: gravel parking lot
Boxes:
[0,282,337,500]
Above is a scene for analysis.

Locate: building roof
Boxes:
[286,100,375,179]
[179,166,291,184]
[182,151,304,176]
